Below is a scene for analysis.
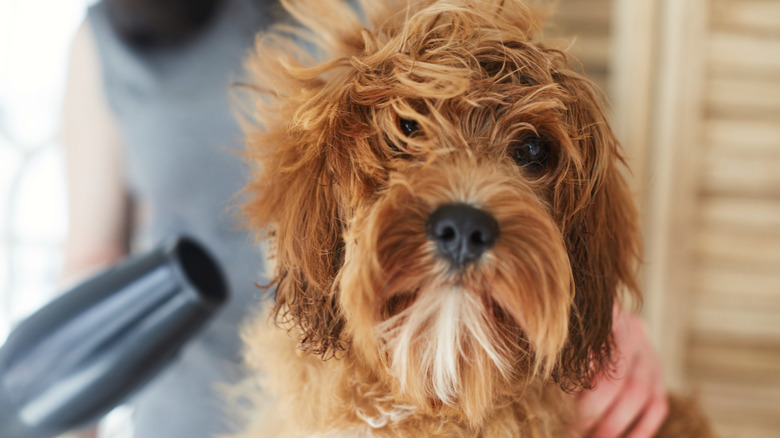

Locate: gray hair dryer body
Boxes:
[0,237,228,438]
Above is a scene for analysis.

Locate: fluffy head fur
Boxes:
[241,0,641,429]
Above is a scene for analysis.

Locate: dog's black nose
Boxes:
[427,203,499,268]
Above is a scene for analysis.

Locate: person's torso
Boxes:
[87,1,278,435]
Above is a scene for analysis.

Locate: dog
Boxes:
[238,0,716,436]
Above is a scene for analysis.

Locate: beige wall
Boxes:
[550,0,780,436]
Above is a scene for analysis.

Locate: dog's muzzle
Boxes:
[426,203,499,268]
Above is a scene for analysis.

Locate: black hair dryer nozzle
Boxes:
[0,237,228,438]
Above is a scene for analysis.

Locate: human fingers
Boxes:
[576,309,654,436]
[573,358,631,435]
[587,370,654,438]
[626,390,669,438]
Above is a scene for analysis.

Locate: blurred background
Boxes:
[0,0,778,437]
[547,0,780,436]
[0,0,88,341]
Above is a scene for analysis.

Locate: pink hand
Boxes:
[574,305,669,438]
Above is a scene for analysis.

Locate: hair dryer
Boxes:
[0,237,228,438]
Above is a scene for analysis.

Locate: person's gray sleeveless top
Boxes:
[87,1,272,436]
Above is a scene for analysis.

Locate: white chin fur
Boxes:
[376,286,513,405]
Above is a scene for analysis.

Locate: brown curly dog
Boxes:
[238,0,716,436]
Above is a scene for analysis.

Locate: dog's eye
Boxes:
[399,118,420,137]
[511,134,551,172]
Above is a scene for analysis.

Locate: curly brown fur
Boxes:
[238,0,715,436]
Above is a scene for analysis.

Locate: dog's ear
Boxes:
[243,120,349,357]
[241,0,409,358]
[550,65,642,390]
[240,4,364,356]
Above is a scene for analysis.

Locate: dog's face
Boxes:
[243,0,640,423]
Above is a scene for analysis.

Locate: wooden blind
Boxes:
[544,0,613,95]
[609,0,780,436]
[553,0,780,436]
[687,1,780,436]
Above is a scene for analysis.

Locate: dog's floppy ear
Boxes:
[550,65,642,390]
[243,110,349,355]
[240,3,367,356]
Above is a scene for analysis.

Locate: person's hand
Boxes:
[574,305,668,438]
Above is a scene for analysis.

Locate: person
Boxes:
[61,0,276,436]
[61,0,667,436]
[576,306,669,438]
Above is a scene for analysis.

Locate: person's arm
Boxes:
[59,19,130,438]
[61,19,130,285]
[574,305,669,438]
